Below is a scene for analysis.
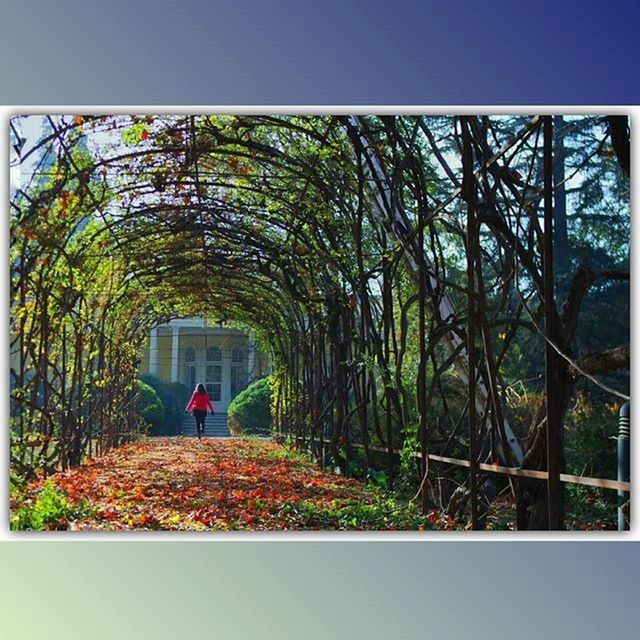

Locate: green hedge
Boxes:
[139,375,191,435]
[135,380,165,432]
[228,377,272,436]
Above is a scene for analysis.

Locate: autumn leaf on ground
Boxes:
[11,438,443,532]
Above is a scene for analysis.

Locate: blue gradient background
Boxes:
[1,0,639,104]
[2,2,639,638]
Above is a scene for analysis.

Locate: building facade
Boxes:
[139,318,270,413]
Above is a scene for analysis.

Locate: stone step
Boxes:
[180,412,230,437]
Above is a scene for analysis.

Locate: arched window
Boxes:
[185,347,196,363]
[232,348,244,363]
[206,346,222,362]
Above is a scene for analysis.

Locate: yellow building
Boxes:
[139,317,271,414]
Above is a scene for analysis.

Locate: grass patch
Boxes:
[11,480,92,531]
[283,491,440,530]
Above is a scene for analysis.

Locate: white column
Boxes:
[149,327,159,376]
[247,333,255,383]
[223,345,231,411]
[171,326,179,383]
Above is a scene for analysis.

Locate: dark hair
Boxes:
[196,383,206,395]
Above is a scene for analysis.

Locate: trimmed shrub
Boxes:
[228,377,272,436]
[136,379,165,433]
[140,375,191,435]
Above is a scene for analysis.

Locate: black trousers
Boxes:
[193,409,207,432]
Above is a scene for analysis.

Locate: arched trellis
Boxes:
[9,113,630,529]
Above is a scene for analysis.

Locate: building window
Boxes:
[185,347,196,388]
[206,364,222,402]
[230,348,246,399]
[206,346,221,362]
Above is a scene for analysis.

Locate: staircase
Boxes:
[180,413,230,438]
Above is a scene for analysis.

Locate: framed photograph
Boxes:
[8,112,630,533]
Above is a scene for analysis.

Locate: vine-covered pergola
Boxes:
[10,113,631,530]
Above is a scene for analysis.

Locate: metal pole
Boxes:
[618,402,630,531]
[544,115,563,530]
[461,117,479,530]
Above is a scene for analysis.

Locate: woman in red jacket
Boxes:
[185,383,215,439]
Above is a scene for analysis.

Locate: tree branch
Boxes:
[569,343,630,380]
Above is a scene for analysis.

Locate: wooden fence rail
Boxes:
[295,437,631,493]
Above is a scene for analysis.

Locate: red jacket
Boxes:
[186,391,214,413]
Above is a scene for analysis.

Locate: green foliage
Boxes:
[285,494,435,530]
[11,480,89,531]
[346,459,389,489]
[9,470,25,493]
[399,431,421,484]
[366,468,389,489]
[485,519,512,531]
[135,380,165,433]
[347,459,364,477]
[120,121,152,145]
[564,393,619,480]
[263,444,312,465]
[565,484,616,530]
[140,375,190,435]
[228,377,272,436]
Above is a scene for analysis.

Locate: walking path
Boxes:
[12,438,445,531]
